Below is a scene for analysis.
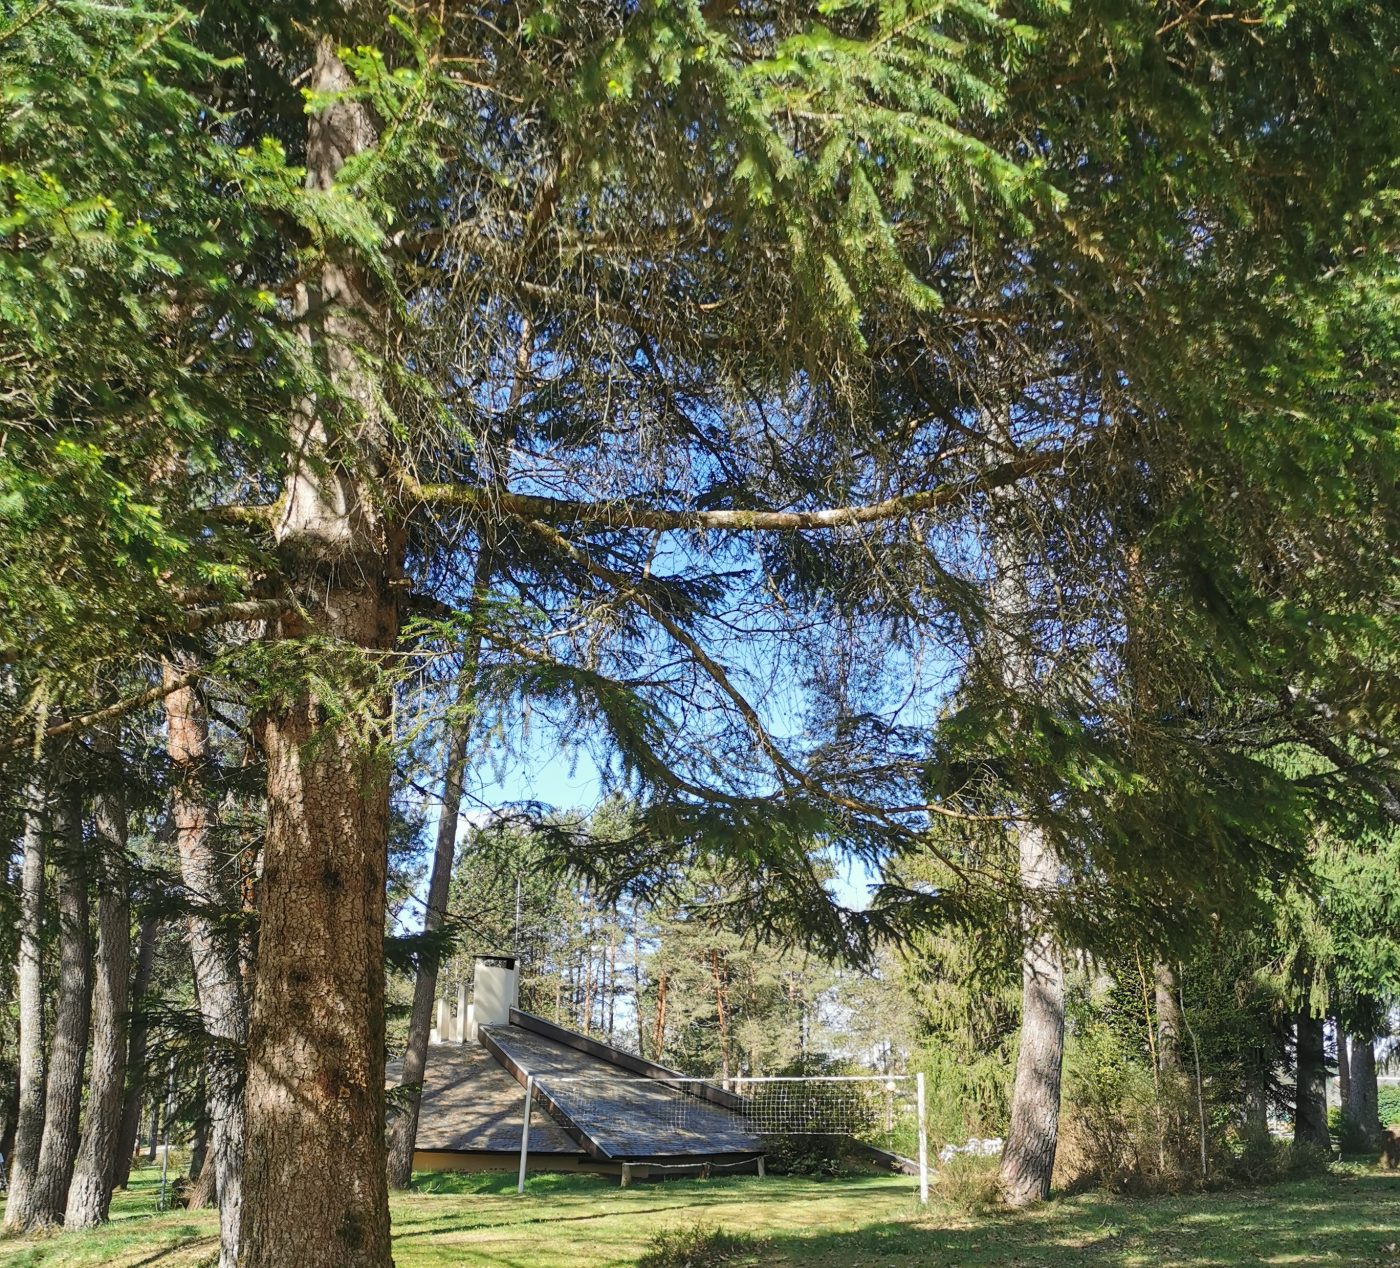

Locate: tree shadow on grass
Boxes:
[748,1173,1400,1267]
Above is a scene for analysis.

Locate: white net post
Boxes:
[916,1071,929,1205]
[517,1073,534,1195]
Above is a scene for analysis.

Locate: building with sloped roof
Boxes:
[392,956,765,1180]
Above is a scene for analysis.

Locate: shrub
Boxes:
[1053,1023,1204,1195]
[636,1221,766,1268]
[934,1152,1002,1214]
[1223,1126,1331,1185]
[1377,1085,1400,1127]
[1333,1111,1381,1156]
[759,1134,849,1177]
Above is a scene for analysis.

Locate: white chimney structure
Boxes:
[429,955,519,1044]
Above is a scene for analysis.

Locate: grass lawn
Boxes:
[1,1163,1398,1266]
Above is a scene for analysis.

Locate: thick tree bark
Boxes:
[188,1086,209,1185]
[1347,1034,1381,1150]
[386,548,493,1189]
[114,910,160,1189]
[1000,822,1065,1207]
[1293,1009,1330,1149]
[66,734,133,1228]
[187,1098,215,1210]
[164,658,247,1268]
[244,661,395,1267]
[187,1144,218,1210]
[240,38,400,1268]
[5,774,49,1229]
[31,791,93,1227]
[1154,962,1183,1072]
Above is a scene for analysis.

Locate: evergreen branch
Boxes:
[401,447,1067,533]
[3,665,204,753]
[526,519,993,843]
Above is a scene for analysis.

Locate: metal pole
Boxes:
[915,1071,929,1205]
[517,1074,534,1194]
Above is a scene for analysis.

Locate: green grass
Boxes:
[1,1163,1398,1266]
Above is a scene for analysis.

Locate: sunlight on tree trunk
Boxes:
[165,658,246,1268]
[240,37,399,1268]
[31,791,92,1226]
[66,733,132,1228]
[1000,822,1065,1207]
[5,773,48,1230]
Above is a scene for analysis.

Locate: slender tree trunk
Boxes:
[1243,1044,1270,1133]
[987,468,1065,1208]
[189,1096,209,1188]
[31,791,93,1226]
[632,917,646,1059]
[1000,821,1065,1206]
[66,734,132,1228]
[1294,1009,1330,1149]
[114,910,160,1189]
[5,774,49,1229]
[387,546,493,1189]
[164,659,247,1268]
[606,922,617,1042]
[1348,1034,1381,1150]
[0,1079,17,1170]
[652,967,669,1059]
[1154,963,1183,1073]
[384,711,467,1191]
[711,952,732,1080]
[241,39,399,1268]
[1336,1025,1351,1114]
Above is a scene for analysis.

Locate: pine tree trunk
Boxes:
[31,792,93,1226]
[1348,1034,1381,1150]
[1337,1026,1351,1114]
[114,910,160,1189]
[188,1075,209,1184]
[164,659,247,1268]
[1154,963,1183,1072]
[5,773,49,1230]
[987,467,1064,1208]
[244,660,394,1268]
[66,735,132,1228]
[1243,1046,1270,1132]
[240,38,399,1268]
[187,1149,218,1210]
[387,546,492,1189]
[187,1111,217,1211]
[1293,1010,1330,1149]
[999,822,1065,1207]
[385,715,466,1190]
